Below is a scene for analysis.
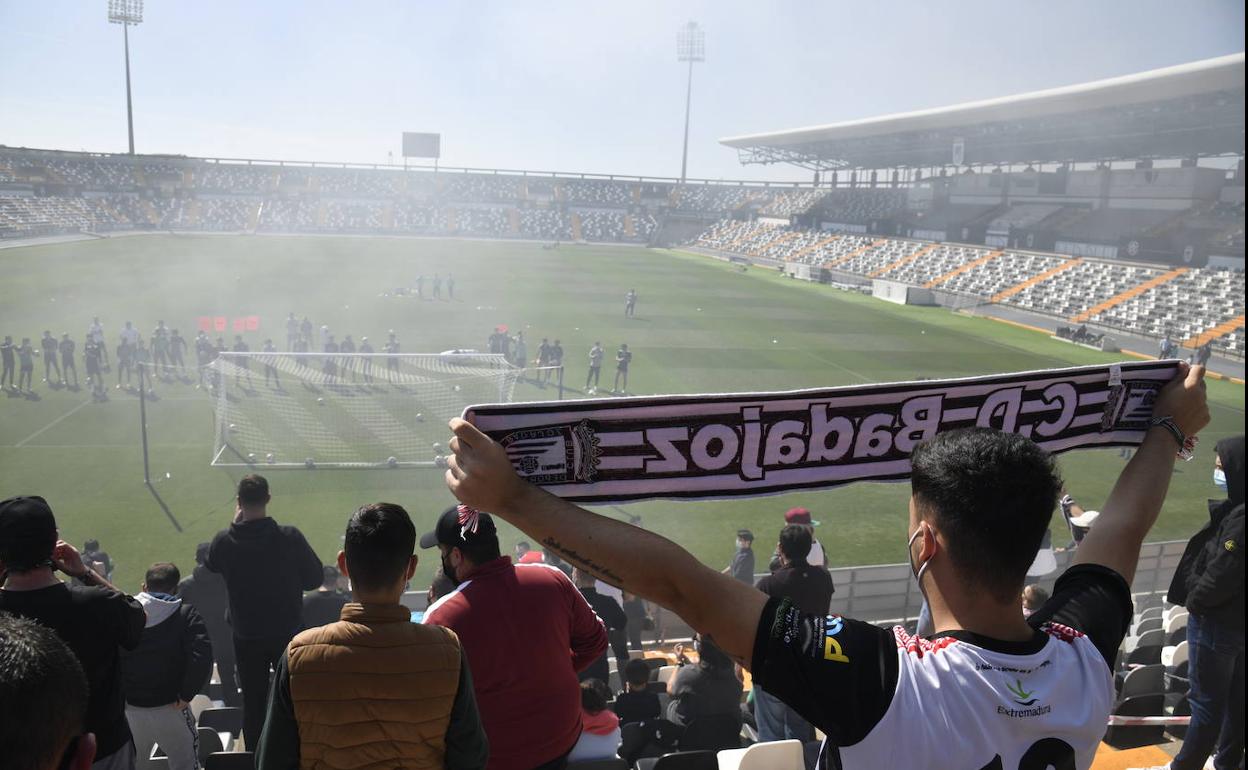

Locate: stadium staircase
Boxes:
[869,242,939,278]
[623,214,636,238]
[381,203,394,229]
[826,238,888,268]
[445,208,459,232]
[96,198,128,227]
[1183,314,1245,349]
[1070,267,1189,323]
[924,249,1003,288]
[182,168,195,187]
[991,258,1083,303]
[316,201,328,228]
[184,199,201,228]
[790,234,841,263]
[246,202,262,231]
[570,212,584,241]
[132,167,147,186]
[507,208,520,236]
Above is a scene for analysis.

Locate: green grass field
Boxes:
[1,234,1242,593]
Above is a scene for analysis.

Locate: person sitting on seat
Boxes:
[614,658,661,725]
[568,679,621,762]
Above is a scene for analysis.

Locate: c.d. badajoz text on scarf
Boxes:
[464,361,1179,503]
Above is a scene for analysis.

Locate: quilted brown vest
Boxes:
[286,603,462,769]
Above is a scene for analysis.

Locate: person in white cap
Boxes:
[1055,489,1099,552]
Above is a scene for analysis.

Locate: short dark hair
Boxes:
[322,565,340,589]
[237,475,270,507]
[515,541,530,552]
[910,428,1061,604]
[1022,584,1050,611]
[580,679,609,714]
[144,562,180,593]
[344,503,415,592]
[624,658,651,688]
[195,542,210,566]
[777,525,812,563]
[83,539,100,553]
[0,613,90,770]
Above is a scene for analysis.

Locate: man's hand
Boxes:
[1153,362,1210,437]
[51,540,87,578]
[444,418,527,514]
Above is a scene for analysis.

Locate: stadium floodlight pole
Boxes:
[676,21,705,185]
[107,0,143,155]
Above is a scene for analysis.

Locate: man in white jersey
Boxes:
[439,364,1209,770]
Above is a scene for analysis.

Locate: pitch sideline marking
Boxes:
[13,399,92,448]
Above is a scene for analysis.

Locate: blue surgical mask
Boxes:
[1214,468,1228,492]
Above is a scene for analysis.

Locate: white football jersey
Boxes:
[837,623,1113,770]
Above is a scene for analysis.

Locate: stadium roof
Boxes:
[721,53,1246,171]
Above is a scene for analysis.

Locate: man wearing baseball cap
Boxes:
[783,507,825,568]
[421,504,608,770]
[0,495,146,770]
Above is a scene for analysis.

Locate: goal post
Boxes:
[205,352,526,469]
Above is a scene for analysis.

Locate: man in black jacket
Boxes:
[573,567,628,686]
[752,524,835,744]
[179,542,239,706]
[122,562,213,770]
[1168,435,1244,770]
[206,475,322,748]
[0,495,146,770]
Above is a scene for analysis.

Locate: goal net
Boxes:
[206,352,525,468]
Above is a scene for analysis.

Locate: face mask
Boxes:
[908,526,932,590]
[440,552,458,584]
[1214,468,1228,492]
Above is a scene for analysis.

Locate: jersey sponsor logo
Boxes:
[1006,678,1037,706]
[822,614,850,663]
[1226,539,1237,552]
[464,362,1178,502]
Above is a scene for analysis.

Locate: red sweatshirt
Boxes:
[424,557,608,770]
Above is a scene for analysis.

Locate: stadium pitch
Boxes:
[0,234,1242,591]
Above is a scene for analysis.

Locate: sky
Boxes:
[0,0,1243,182]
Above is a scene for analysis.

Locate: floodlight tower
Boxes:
[676,21,705,185]
[107,0,143,155]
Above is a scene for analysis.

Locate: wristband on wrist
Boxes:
[1149,416,1197,461]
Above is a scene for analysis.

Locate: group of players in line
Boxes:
[2,287,640,399]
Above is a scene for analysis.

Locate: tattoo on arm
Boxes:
[541,537,624,586]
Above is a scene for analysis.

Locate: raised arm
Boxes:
[443,418,768,664]
[1074,363,1210,584]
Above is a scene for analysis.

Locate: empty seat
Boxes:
[717,739,805,770]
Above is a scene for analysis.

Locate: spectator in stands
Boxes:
[205,475,322,748]
[1055,489,1099,552]
[1197,341,1213,368]
[421,504,608,770]
[440,363,1209,768]
[622,591,651,650]
[81,538,112,578]
[0,495,146,769]
[302,565,349,630]
[178,542,238,707]
[567,680,622,762]
[1166,435,1244,770]
[781,508,825,567]
[753,525,833,743]
[665,633,743,737]
[258,503,488,770]
[723,529,755,584]
[1021,585,1050,618]
[614,658,661,724]
[0,613,97,770]
[121,562,213,770]
[573,567,628,685]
